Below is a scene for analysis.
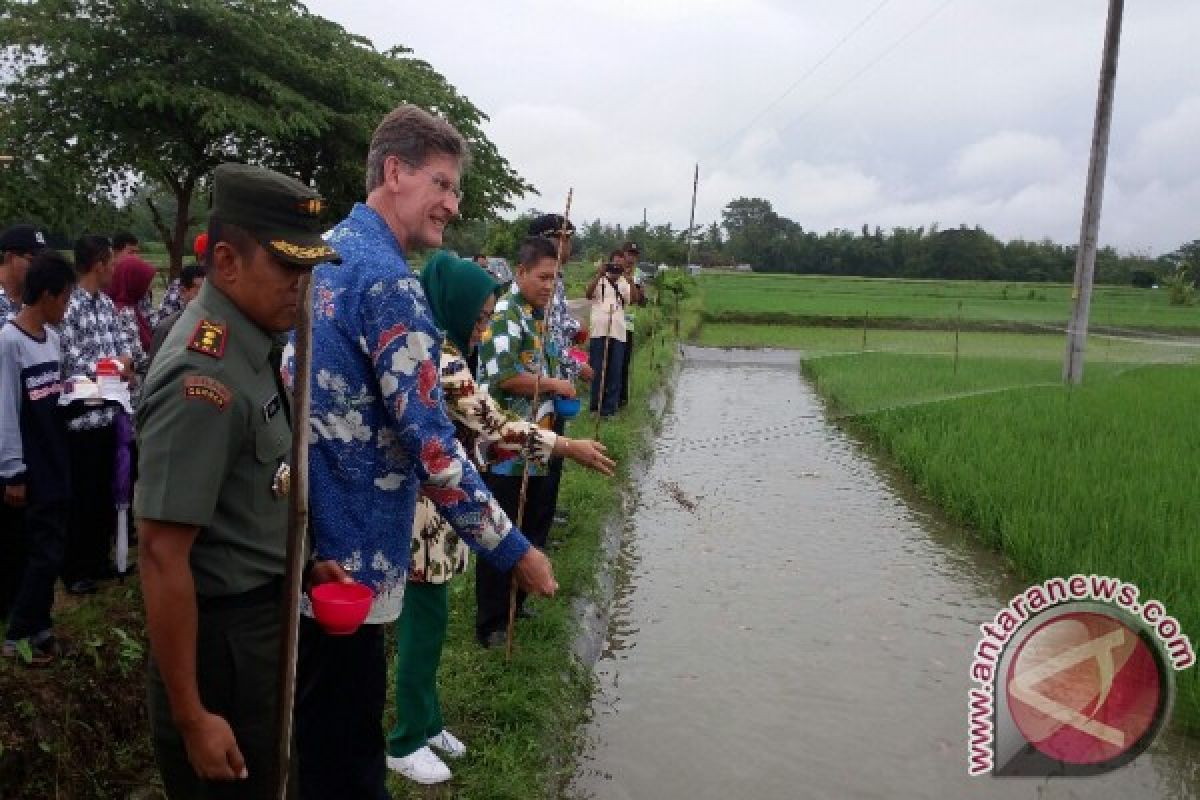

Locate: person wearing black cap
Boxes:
[617,241,647,408]
[0,224,47,322]
[0,251,77,667]
[135,162,338,799]
[0,224,47,619]
[527,213,591,526]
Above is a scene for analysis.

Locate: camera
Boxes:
[604,261,622,274]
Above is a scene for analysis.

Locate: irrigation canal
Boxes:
[568,347,1197,800]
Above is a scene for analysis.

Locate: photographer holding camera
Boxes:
[584,249,632,417]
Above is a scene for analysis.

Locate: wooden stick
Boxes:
[593,305,615,439]
[505,188,573,662]
[275,275,314,799]
[505,365,541,662]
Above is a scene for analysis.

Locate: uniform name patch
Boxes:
[183,376,232,411]
[188,319,228,359]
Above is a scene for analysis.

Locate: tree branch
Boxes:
[145,197,171,245]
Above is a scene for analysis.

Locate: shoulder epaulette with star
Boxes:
[187,319,228,359]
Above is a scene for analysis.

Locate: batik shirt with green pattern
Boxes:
[476,286,560,477]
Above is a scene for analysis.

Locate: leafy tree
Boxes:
[0,0,532,274]
[1164,240,1200,287]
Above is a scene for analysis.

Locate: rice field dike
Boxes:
[699,270,1200,333]
[693,270,1200,732]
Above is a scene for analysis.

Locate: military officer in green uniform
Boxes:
[136,163,338,799]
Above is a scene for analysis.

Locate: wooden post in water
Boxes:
[685,163,699,268]
[1063,0,1124,385]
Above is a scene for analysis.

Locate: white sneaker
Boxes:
[386,746,452,784]
[427,728,467,759]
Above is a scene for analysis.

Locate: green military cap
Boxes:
[210,162,340,267]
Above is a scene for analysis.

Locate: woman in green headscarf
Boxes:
[386,252,615,785]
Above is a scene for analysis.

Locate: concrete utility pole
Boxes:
[1063,0,1124,385]
[685,163,699,266]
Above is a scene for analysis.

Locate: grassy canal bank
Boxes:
[0,288,693,799]
[385,297,692,799]
[693,271,1200,732]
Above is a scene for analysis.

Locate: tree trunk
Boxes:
[170,184,191,279]
[144,197,174,278]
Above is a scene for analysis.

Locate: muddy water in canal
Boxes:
[569,348,1197,800]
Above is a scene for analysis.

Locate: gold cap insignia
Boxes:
[296,197,325,217]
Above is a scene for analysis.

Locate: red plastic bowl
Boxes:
[310,581,373,635]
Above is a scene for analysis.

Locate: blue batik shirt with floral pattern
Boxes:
[289,203,531,624]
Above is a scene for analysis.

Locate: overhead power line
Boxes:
[777,0,957,137]
[710,0,893,157]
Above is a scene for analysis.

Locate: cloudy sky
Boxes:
[307,0,1198,253]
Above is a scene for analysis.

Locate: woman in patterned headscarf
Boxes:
[385,251,615,785]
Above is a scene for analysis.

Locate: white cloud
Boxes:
[951,132,1071,188]
[304,0,1200,252]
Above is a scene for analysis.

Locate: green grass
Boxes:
[698,272,1200,331]
[382,296,685,799]
[696,324,1200,367]
[802,352,1200,728]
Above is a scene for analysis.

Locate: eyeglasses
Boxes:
[401,160,463,201]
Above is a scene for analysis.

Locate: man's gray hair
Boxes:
[365,105,470,194]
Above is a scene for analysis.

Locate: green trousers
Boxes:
[147,587,295,799]
[387,580,450,758]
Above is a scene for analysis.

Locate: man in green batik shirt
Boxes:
[473,235,576,646]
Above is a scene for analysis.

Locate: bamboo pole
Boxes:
[593,305,616,439]
[275,275,313,799]
[505,363,542,662]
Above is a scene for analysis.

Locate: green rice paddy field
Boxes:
[694,272,1200,729]
[699,271,1200,331]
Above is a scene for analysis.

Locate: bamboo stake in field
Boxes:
[505,188,573,662]
[954,301,962,375]
[861,310,869,351]
[275,275,313,799]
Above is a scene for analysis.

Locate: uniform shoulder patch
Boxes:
[187,319,228,359]
[183,375,232,411]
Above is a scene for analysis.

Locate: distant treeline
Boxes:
[449,196,1196,287]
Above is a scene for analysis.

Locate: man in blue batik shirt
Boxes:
[292,105,557,800]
